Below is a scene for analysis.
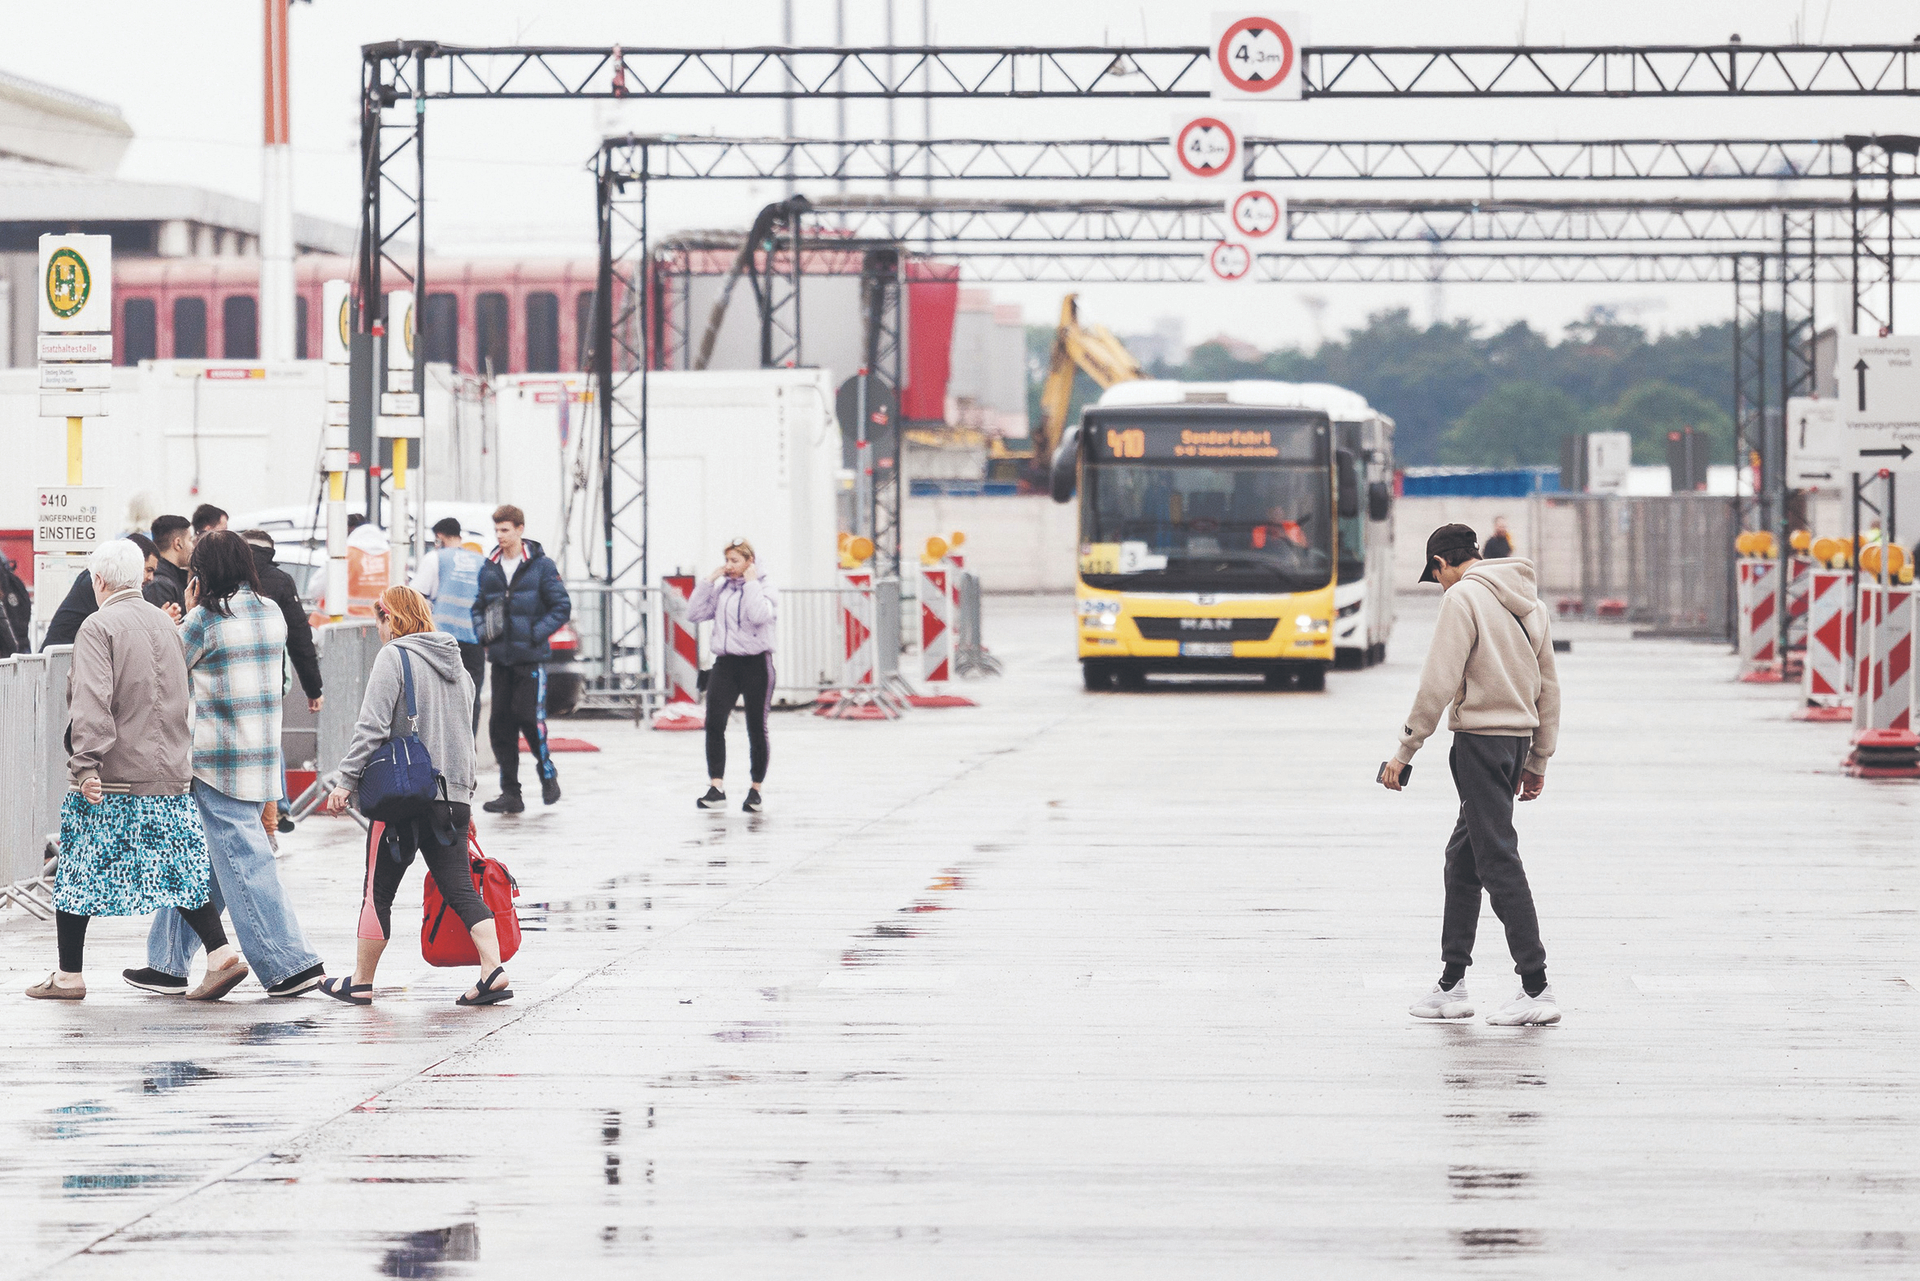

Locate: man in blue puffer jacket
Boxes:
[472,504,571,813]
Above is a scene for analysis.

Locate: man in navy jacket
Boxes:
[473,504,571,813]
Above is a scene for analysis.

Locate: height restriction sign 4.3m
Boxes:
[1170,113,1242,184]
[1228,188,1284,238]
[1211,12,1307,100]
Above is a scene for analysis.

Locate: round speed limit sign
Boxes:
[1174,116,1240,181]
[1229,189,1283,239]
[1208,241,1254,283]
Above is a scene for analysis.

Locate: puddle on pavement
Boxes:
[1456,1227,1542,1256]
[61,1172,177,1193]
[379,1221,479,1277]
[233,1017,323,1046]
[135,1061,225,1094]
[1448,1166,1533,1198]
[33,1102,110,1141]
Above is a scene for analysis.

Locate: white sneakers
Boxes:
[1485,986,1561,1025]
[1409,981,1561,1025]
[1408,983,1475,1020]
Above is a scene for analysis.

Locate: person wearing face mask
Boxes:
[687,538,778,814]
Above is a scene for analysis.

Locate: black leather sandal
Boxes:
[319,976,373,1006]
[456,966,513,1007]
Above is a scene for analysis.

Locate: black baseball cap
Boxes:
[1419,523,1480,584]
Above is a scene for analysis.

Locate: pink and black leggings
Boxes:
[358,804,490,942]
[704,652,774,784]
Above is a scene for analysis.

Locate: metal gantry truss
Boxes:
[362,41,1920,100]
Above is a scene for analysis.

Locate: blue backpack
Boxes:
[356,648,442,821]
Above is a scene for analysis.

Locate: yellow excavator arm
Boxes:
[1036,294,1147,468]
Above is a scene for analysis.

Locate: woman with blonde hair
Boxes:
[322,586,509,1006]
[687,537,778,813]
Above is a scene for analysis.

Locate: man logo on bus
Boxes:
[46,248,92,320]
[1180,618,1233,631]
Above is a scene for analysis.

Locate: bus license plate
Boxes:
[1180,641,1234,657]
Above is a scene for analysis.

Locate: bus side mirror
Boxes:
[1050,425,1080,503]
[1368,481,1393,521]
[1336,449,1360,519]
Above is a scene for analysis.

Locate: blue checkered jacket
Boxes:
[181,587,287,802]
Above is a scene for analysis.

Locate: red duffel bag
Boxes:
[422,825,522,967]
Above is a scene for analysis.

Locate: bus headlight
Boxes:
[1293,614,1331,636]
[1079,599,1121,629]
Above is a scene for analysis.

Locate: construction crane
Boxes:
[1036,294,1147,475]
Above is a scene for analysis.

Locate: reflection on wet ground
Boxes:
[6,596,1920,1276]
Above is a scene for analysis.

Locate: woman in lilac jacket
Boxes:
[687,538,778,813]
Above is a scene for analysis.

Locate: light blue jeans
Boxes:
[147,779,321,989]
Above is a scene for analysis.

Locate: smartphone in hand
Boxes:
[1377,761,1411,786]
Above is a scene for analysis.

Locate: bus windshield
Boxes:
[1081,461,1333,593]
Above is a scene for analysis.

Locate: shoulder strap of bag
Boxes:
[398,646,419,733]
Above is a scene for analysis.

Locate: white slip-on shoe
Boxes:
[1409,983,1474,1019]
[1486,985,1561,1026]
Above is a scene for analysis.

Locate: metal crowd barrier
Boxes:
[953,571,1004,678]
[289,620,382,820]
[565,583,666,721]
[0,646,73,915]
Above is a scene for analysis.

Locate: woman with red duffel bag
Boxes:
[321,586,516,1007]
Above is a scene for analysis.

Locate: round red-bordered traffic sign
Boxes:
[1175,117,1239,179]
[1209,241,1254,282]
[1216,17,1297,94]
[1229,189,1282,239]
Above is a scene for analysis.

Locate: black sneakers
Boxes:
[123,967,187,995]
[743,788,764,814]
[277,814,296,834]
[267,962,326,997]
[541,774,562,806]
[483,792,525,814]
[696,786,727,810]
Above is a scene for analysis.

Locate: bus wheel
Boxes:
[1334,648,1364,671]
[1081,662,1113,692]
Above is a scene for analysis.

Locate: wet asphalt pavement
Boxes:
[4,593,1916,1278]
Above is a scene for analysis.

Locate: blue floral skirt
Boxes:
[54,792,212,917]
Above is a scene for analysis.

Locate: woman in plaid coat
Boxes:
[124,532,329,999]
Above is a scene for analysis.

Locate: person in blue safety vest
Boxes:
[409,516,487,734]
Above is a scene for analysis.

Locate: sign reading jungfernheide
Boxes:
[37,234,112,334]
[35,487,108,552]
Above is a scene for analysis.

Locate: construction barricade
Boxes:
[954,570,1004,677]
[1794,567,1853,721]
[912,562,976,708]
[651,575,705,731]
[1782,555,1811,680]
[1735,557,1781,682]
[818,570,908,720]
[1845,580,1920,777]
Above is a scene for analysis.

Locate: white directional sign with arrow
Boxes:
[1786,396,1843,488]
[1840,335,1920,468]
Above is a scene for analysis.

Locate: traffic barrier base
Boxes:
[1844,728,1920,778]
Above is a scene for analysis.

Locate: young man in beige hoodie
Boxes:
[1381,523,1562,1026]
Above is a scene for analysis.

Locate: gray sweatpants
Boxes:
[1441,732,1547,978]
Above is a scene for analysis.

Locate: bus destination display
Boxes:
[1089,419,1316,463]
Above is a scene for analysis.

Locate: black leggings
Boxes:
[705,653,774,784]
[360,804,490,941]
[57,903,226,973]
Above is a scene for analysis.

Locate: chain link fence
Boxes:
[1530,494,1736,640]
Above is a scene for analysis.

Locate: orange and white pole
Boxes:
[259,0,295,363]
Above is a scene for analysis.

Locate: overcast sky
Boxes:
[6,0,1911,351]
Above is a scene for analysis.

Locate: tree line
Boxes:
[1029,307,1738,469]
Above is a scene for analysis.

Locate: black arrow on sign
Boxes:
[1860,445,1912,459]
[1855,358,1869,412]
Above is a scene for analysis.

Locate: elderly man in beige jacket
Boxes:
[1381,523,1562,1027]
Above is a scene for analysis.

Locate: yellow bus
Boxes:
[1051,381,1354,691]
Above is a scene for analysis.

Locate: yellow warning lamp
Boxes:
[1891,545,1909,576]
[847,535,875,566]
[923,535,949,565]
[1789,529,1811,552]
[1831,549,1853,569]
[949,531,967,548]
[1733,532,1754,556]
[1810,536,1843,565]
[1862,544,1888,576]
[1903,566,1916,586]
[837,531,850,553]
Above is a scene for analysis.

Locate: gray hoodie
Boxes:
[1392,557,1561,775]
[337,631,478,804]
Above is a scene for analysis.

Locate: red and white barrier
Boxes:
[1846,581,1920,776]
[1851,582,1916,735]
[1794,568,1854,721]
[817,568,904,720]
[911,563,976,708]
[652,575,705,731]
[1736,559,1781,682]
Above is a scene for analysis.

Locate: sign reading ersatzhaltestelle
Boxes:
[35,486,108,552]
[1210,12,1306,101]
[1839,335,1920,466]
[38,234,112,334]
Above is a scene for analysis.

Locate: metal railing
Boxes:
[0,646,72,914]
[289,620,383,820]
[954,571,1004,678]
[1531,493,1737,639]
[566,583,665,719]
